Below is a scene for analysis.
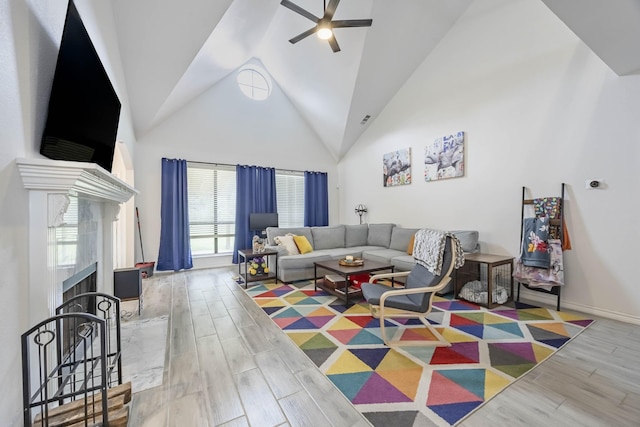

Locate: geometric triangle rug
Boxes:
[245,281,594,426]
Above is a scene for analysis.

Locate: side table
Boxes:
[454,253,514,309]
[237,248,279,288]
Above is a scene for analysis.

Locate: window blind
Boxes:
[187,163,236,255]
[187,163,309,256]
[276,171,304,227]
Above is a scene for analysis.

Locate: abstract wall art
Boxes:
[424,131,465,182]
[383,148,411,187]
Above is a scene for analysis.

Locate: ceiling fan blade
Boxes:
[328,35,341,53]
[280,0,319,23]
[324,0,340,21]
[331,19,373,28]
[289,26,318,44]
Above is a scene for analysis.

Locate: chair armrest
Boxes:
[369,271,410,283]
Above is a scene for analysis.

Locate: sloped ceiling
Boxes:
[540,0,640,76]
[112,0,640,160]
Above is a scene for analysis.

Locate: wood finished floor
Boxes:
[125,267,640,427]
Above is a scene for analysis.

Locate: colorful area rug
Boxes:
[246,281,594,426]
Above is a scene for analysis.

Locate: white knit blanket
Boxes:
[413,229,465,275]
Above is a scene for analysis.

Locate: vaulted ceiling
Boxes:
[111,0,640,160]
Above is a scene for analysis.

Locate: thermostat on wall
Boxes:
[585,179,605,190]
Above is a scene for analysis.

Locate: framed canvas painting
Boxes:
[424,131,464,181]
[383,148,411,187]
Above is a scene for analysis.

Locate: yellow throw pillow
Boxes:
[293,235,313,254]
[407,234,415,255]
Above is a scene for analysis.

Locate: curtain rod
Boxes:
[186,160,319,175]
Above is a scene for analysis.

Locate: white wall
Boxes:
[0,0,35,423]
[339,0,640,322]
[0,0,133,424]
[134,67,339,269]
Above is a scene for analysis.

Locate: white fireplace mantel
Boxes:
[16,157,138,202]
[16,157,138,325]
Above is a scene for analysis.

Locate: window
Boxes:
[276,171,305,227]
[187,164,306,257]
[237,65,272,101]
[56,196,78,266]
[187,163,236,256]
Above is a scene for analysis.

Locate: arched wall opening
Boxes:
[111,141,136,268]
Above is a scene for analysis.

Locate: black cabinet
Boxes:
[114,268,142,313]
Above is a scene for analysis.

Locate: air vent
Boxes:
[360,115,371,125]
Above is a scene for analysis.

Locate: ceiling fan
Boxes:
[280,0,373,52]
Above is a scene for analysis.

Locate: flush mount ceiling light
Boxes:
[281,0,372,53]
[317,27,333,40]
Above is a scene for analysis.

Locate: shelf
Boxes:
[316,279,362,301]
[335,286,361,295]
[516,184,565,311]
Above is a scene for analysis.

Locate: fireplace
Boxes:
[62,262,98,309]
[60,263,98,357]
[16,158,137,326]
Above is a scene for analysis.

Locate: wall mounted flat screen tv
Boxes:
[40,0,121,172]
[249,213,278,231]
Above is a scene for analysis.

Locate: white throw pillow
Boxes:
[274,234,300,255]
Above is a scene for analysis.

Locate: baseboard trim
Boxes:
[519,288,640,325]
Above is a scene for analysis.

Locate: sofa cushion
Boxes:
[346,245,385,254]
[311,225,345,250]
[451,230,480,253]
[274,234,299,255]
[266,244,289,257]
[266,227,313,246]
[345,224,369,247]
[362,248,404,264]
[294,235,313,254]
[391,254,417,272]
[367,223,395,247]
[389,227,419,251]
[321,248,363,260]
[278,252,332,269]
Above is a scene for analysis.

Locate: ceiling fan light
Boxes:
[317,27,333,40]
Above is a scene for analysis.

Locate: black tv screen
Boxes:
[40,0,121,172]
[249,213,278,231]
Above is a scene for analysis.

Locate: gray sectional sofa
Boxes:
[265,223,479,293]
